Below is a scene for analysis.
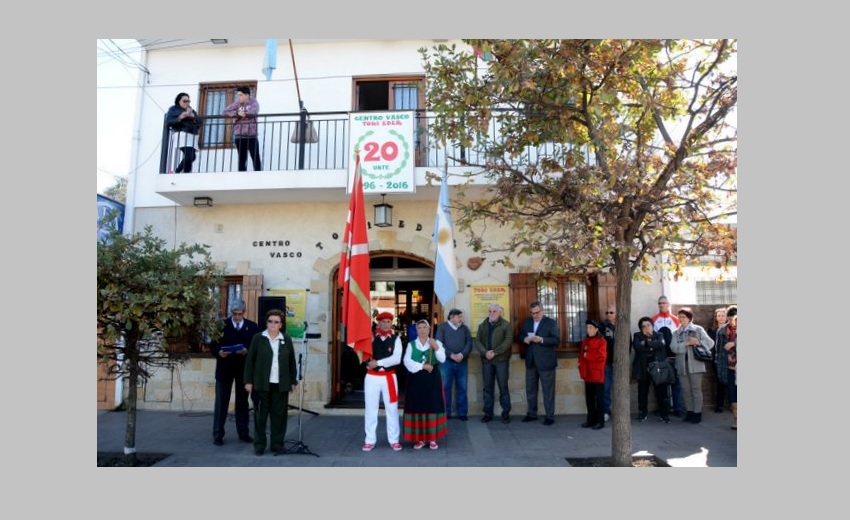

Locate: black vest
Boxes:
[372,333,398,361]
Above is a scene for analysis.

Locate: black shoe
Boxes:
[591,423,604,430]
[501,414,511,424]
[254,448,265,456]
[271,445,283,453]
[446,414,454,420]
[659,415,671,423]
[521,415,538,423]
[637,412,647,422]
[543,418,554,426]
[684,411,694,423]
[691,412,702,424]
[481,415,493,423]
[213,439,224,446]
[239,434,253,443]
[580,422,592,428]
[673,410,684,418]
[459,415,468,421]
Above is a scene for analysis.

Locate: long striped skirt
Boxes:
[402,368,448,442]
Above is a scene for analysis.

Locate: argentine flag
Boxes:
[434,170,458,304]
[262,39,277,81]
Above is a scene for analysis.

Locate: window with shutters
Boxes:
[353,75,427,166]
[510,273,607,352]
[198,81,258,149]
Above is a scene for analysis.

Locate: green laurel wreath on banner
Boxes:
[353,131,374,162]
[355,129,411,181]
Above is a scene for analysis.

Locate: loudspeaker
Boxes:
[258,296,286,327]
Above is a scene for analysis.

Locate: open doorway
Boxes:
[329,253,440,408]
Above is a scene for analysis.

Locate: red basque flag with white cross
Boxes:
[338,155,372,360]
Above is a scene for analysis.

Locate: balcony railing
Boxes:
[160,109,577,175]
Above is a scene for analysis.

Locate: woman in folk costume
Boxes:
[402,319,448,450]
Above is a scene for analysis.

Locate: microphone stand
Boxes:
[279,323,319,457]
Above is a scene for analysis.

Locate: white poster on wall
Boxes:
[348,111,416,194]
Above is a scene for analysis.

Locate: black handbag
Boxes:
[647,360,675,385]
[692,345,714,362]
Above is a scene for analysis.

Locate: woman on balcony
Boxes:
[165,93,199,173]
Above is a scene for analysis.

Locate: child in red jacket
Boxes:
[579,320,608,430]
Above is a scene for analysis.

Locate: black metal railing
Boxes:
[160,109,579,174]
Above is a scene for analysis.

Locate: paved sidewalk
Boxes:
[97,408,736,467]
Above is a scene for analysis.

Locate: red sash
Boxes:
[366,368,398,403]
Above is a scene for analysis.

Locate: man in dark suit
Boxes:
[209,300,259,445]
[519,300,560,425]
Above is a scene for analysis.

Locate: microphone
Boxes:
[298,353,304,381]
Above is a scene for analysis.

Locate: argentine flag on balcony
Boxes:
[262,39,277,81]
[434,169,458,304]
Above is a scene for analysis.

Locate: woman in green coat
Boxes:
[244,308,297,455]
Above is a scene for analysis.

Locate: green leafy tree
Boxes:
[97,225,222,465]
[421,39,736,466]
[103,176,127,204]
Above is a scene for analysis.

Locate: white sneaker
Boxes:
[604,413,610,422]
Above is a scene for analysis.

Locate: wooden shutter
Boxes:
[509,273,538,354]
[242,274,264,323]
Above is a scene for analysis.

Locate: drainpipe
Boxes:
[123,43,149,239]
[115,42,151,408]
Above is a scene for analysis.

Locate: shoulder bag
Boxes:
[647,360,676,386]
[692,345,714,363]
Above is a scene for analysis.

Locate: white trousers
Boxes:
[170,131,198,171]
[363,372,400,444]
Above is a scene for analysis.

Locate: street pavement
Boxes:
[97,408,736,467]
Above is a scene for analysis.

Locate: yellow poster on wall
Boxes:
[267,289,308,339]
[469,285,510,328]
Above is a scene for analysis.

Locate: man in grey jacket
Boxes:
[436,308,473,421]
[474,304,514,423]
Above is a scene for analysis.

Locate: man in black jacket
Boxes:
[209,300,259,445]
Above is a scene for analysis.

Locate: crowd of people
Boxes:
[207,295,736,455]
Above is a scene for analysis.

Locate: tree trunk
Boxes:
[123,357,139,466]
[611,253,633,467]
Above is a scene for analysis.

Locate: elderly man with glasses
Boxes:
[209,300,259,446]
[474,304,514,424]
[519,301,561,426]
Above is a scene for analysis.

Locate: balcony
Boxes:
[155,109,574,206]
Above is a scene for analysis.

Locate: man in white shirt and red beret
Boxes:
[361,312,403,452]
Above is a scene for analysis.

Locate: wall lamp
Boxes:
[193,197,213,208]
[373,194,393,227]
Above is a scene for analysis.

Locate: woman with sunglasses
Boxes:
[165,92,199,173]
[632,316,672,423]
[244,309,297,456]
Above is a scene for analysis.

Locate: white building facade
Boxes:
[112,39,735,416]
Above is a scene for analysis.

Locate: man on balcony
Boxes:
[222,86,262,171]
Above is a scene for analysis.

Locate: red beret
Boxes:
[376,312,394,321]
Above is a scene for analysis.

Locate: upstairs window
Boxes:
[198,81,258,149]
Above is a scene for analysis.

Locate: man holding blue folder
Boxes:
[210,300,259,445]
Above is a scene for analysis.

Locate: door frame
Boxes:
[329,251,438,406]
